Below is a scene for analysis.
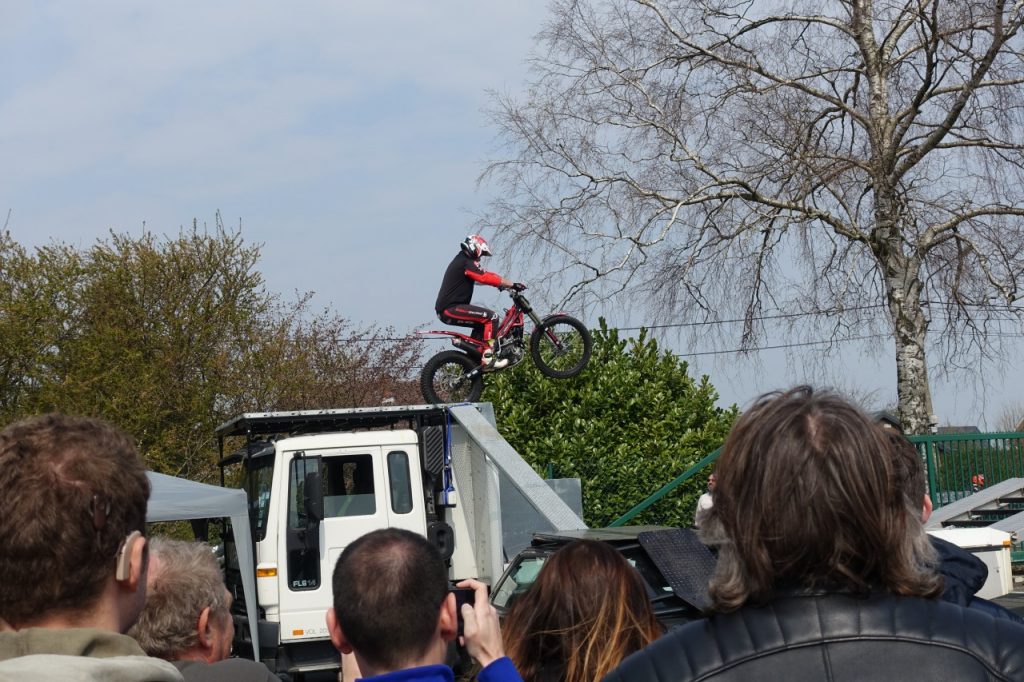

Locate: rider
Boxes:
[435,234,522,370]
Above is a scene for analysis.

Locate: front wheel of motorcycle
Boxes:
[530,315,592,379]
[421,350,484,404]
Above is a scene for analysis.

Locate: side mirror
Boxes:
[304,471,324,522]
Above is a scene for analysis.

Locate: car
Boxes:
[490,525,715,630]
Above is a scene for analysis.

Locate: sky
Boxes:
[1,1,1020,428]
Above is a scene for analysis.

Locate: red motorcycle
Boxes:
[417,286,592,404]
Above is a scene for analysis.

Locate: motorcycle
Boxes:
[417,285,592,404]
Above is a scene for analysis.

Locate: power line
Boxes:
[336,301,1024,351]
[348,306,889,341]
[676,333,890,357]
[351,301,1024,342]
[614,304,887,331]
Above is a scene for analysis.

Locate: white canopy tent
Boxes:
[145,472,260,658]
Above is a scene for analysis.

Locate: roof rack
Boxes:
[215,404,456,439]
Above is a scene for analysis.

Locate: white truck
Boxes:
[215,403,584,677]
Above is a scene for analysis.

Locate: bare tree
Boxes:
[483,0,1024,433]
[995,400,1024,431]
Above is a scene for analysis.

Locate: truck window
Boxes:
[387,450,413,514]
[323,454,377,518]
[286,456,322,590]
[245,456,275,541]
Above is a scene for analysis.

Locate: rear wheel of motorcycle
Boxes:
[530,315,592,379]
[421,350,484,404]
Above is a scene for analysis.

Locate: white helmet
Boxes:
[460,234,492,259]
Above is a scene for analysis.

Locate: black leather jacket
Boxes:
[603,591,1024,682]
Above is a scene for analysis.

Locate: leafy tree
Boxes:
[0,224,421,482]
[484,320,736,527]
[484,0,1024,433]
[0,236,82,420]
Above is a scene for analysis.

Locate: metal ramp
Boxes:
[925,477,1024,535]
[448,404,587,532]
[638,528,715,611]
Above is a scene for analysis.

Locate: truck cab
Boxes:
[217,404,507,676]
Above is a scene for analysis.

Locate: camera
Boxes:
[450,586,475,636]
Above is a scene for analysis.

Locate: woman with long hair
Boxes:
[502,539,663,682]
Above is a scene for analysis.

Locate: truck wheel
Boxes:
[530,315,592,378]
[421,351,484,404]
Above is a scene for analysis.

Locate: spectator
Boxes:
[128,538,280,681]
[606,387,1024,681]
[0,414,182,681]
[502,540,662,682]
[693,473,716,528]
[883,427,1024,624]
[325,528,521,681]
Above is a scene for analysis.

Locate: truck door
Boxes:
[278,446,426,642]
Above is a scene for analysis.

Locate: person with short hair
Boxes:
[128,538,280,681]
[502,539,662,682]
[0,413,182,681]
[326,528,521,681]
[606,387,1024,681]
[693,472,716,528]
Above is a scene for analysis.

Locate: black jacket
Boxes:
[435,252,501,314]
[603,591,1024,682]
[931,535,1024,623]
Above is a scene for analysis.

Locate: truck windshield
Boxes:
[244,455,275,541]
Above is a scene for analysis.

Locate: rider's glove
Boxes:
[512,282,527,291]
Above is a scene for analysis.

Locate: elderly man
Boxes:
[607,387,1024,681]
[326,528,521,681]
[129,538,279,682]
[0,414,182,681]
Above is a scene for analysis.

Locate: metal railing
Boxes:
[914,431,1024,508]
[609,430,1024,528]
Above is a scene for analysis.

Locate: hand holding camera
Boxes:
[453,578,505,668]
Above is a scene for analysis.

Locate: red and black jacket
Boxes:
[435,252,503,314]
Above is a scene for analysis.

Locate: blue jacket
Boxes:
[360,657,521,682]
[930,535,1024,623]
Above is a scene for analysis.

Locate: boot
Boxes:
[481,342,509,370]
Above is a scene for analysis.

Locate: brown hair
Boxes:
[884,427,928,511]
[129,538,229,659]
[706,387,941,611]
[503,540,663,682]
[0,413,150,626]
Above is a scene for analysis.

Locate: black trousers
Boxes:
[438,304,498,341]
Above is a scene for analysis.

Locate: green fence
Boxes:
[913,431,1024,508]
[610,430,1024,528]
[914,431,1024,562]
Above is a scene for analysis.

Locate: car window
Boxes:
[626,552,675,595]
[492,555,546,609]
